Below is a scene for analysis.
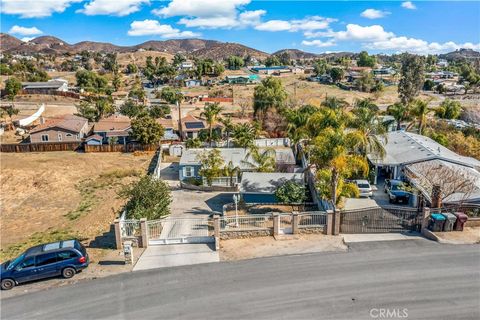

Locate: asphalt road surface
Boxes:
[2,240,479,320]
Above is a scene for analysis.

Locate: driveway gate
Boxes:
[147,217,214,245]
[340,206,422,233]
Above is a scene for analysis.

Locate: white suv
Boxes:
[354,180,373,198]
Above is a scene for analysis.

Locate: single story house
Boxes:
[85,134,103,145]
[180,114,206,140]
[22,79,68,94]
[156,118,179,141]
[225,74,260,84]
[29,114,88,143]
[240,172,304,203]
[178,147,296,182]
[92,115,131,144]
[250,66,289,75]
[184,79,202,87]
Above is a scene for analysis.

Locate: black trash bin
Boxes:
[429,213,446,232]
[453,212,468,231]
[442,212,457,232]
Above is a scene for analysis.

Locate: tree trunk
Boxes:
[396,119,401,131]
[331,168,338,206]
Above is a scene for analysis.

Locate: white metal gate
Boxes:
[279,214,293,235]
[147,217,214,245]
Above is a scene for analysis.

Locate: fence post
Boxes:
[114,219,122,249]
[273,213,280,236]
[213,215,220,251]
[421,207,431,233]
[140,218,148,248]
[292,211,299,234]
[325,210,334,235]
[333,209,341,235]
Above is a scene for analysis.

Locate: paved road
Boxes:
[2,240,479,320]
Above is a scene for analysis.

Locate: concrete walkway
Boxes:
[342,231,423,243]
[133,244,219,271]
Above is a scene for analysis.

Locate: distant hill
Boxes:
[439,49,480,61]
[272,49,318,60]
[1,34,268,60]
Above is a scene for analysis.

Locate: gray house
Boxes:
[178,147,296,183]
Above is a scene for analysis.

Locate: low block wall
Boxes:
[465,217,480,228]
[297,226,325,234]
[220,229,272,240]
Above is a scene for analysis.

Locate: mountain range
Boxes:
[1,33,479,61]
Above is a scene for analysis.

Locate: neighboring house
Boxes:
[184,79,201,87]
[225,74,260,84]
[92,115,131,144]
[372,67,395,76]
[85,134,103,145]
[178,147,297,182]
[22,79,68,94]
[156,118,179,141]
[179,61,194,70]
[180,114,206,140]
[240,172,304,203]
[368,131,480,205]
[289,66,304,74]
[250,66,290,75]
[29,114,88,143]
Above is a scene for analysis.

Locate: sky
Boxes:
[1,0,479,55]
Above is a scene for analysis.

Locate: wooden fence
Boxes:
[200,97,234,103]
[0,142,82,153]
[85,143,158,153]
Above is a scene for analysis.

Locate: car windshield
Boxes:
[392,184,405,191]
[358,184,370,189]
[6,253,25,270]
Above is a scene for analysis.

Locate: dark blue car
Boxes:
[0,239,89,290]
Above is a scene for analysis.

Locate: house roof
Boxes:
[85,134,102,142]
[368,131,480,169]
[30,114,87,134]
[181,114,205,132]
[156,118,176,130]
[240,172,304,194]
[179,147,296,169]
[22,80,67,90]
[94,115,131,133]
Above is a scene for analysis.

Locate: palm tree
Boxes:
[349,99,387,159]
[409,99,433,135]
[242,147,276,173]
[223,161,241,187]
[220,116,234,147]
[200,102,223,147]
[232,123,258,149]
[321,96,349,111]
[386,102,408,131]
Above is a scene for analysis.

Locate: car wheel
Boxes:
[62,267,76,279]
[1,279,15,290]
[389,198,393,204]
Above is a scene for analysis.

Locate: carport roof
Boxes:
[368,131,480,169]
[240,172,304,194]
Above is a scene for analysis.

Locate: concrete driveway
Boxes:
[133,244,219,271]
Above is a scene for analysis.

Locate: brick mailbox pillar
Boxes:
[140,218,148,248]
[325,210,334,235]
[292,211,300,234]
[333,209,341,235]
[421,207,431,233]
[114,219,122,249]
[273,214,280,236]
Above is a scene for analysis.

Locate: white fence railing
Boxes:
[221,215,272,231]
[298,212,327,227]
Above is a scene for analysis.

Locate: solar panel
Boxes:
[185,122,205,129]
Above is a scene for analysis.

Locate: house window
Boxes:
[65,133,72,137]
[58,133,62,141]
[184,166,194,177]
[41,134,49,142]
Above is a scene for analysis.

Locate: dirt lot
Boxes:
[0,151,153,261]
[220,234,347,261]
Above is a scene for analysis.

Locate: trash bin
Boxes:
[453,212,468,231]
[428,213,446,232]
[441,212,457,232]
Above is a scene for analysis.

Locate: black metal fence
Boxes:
[340,206,423,233]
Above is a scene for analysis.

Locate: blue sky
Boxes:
[1,1,479,54]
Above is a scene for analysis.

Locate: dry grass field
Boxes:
[0,151,153,260]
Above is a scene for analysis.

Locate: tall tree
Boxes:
[329,67,344,83]
[242,147,276,173]
[232,122,258,149]
[398,53,425,105]
[227,56,244,70]
[386,102,408,131]
[435,99,462,119]
[409,99,433,134]
[131,116,164,145]
[357,51,376,67]
[200,102,223,147]
[197,149,225,186]
[4,77,22,107]
[253,77,287,120]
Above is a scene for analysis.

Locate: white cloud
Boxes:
[21,37,35,42]
[238,10,266,26]
[361,9,390,19]
[256,16,335,32]
[78,0,149,16]
[1,0,81,18]
[333,24,394,41]
[301,39,336,48]
[372,37,480,54]
[8,25,43,36]
[402,2,416,10]
[127,19,200,38]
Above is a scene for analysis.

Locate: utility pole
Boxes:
[177,100,183,141]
